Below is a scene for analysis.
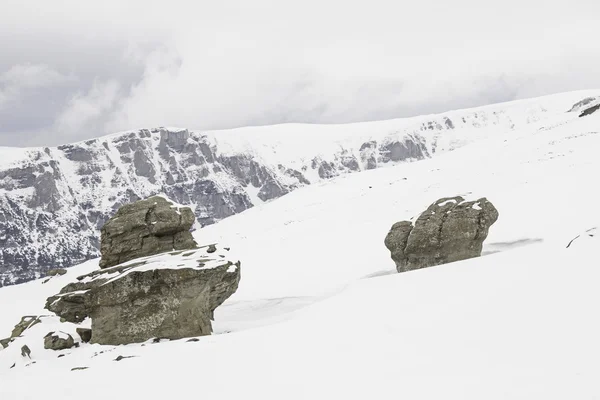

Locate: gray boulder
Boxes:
[91,258,240,345]
[44,332,75,350]
[385,196,499,272]
[46,245,241,345]
[76,328,92,343]
[99,196,197,269]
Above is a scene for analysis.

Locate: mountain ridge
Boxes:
[0,89,597,286]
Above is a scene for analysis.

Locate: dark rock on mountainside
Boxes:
[99,196,197,269]
[568,96,598,112]
[579,103,600,117]
[47,268,67,277]
[385,197,499,272]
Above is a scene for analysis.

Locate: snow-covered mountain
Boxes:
[1,89,599,399]
[0,90,598,286]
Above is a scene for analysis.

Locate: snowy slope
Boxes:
[0,93,599,399]
[0,90,598,287]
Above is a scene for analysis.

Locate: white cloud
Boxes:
[0,63,74,109]
[1,0,600,146]
[54,80,120,136]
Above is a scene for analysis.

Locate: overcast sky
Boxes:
[1,0,599,147]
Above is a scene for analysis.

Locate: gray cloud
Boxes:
[1,0,599,147]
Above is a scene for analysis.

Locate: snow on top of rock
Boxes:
[152,193,193,214]
[437,199,458,207]
[80,244,238,286]
[54,331,71,340]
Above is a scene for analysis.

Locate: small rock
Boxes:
[47,268,68,277]
[10,363,15,369]
[71,367,88,371]
[114,355,135,361]
[76,328,92,343]
[58,354,65,358]
[21,345,31,358]
[207,244,217,253]
[44,332,75,351]
[186,338,199,342]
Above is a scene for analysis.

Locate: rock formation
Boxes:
[45,196,241,345]
[385,196,499,272]
[0,316,41,349]
[44,332,75,350]
[46,245,240,345]
[579,103,600,117]
[99,195,197,268]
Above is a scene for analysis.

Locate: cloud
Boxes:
[54,80,121,138]
[0,63,74,109]
[1,0,600,146]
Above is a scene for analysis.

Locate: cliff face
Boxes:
[0,91,584,286]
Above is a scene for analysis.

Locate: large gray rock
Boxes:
[99,196,197,269]
[46,245,241,345]
[385,196,499,272]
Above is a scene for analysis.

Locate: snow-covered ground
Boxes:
[0,94,599,399]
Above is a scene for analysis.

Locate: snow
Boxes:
[152,193,192,215]
[437,199,458,206]
[54,331,71,340]
[1,92,600,399]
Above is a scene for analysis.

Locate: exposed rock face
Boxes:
[579,103,600,117]
[0,122,437,286]
[99,196,197,269]
[44,332,75,350]
[385,197,499,272]
[46,244,240,345]
[0,316,41,349]
[47,268,67,276]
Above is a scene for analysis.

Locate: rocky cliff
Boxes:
[0,92,590,286]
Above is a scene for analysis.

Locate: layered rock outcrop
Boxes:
[45,196,240,345]
[99,196,197,268]
[385,196,499,272]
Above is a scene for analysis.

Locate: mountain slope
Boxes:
[0,98,599,399]
[0,90,598,286]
